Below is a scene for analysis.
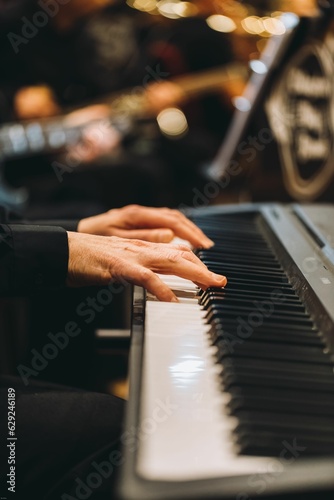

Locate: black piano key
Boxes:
[220,368,334,393]
[193,211,334,459]
[221,356,334,378]
[211,320,319,336]
[257,331,320,348]
[207,253,275,263]
[210,319,320,335]
[235,419,334,443]
[234,410,334,434]
[201,255,281,267]
[203,232,269,240]
[221,370,334,393]
[208,315,310,330]
[201,234,271,242]
[202,257,284,269]
[213,329,324,347]
[217,340,332,365]
[201,295,306,313]
[199,223,262,231]
[228,392,334,417]
[202,233,270,243]
[199,251,278,261]
[219,278,296,292]
[236,430,334,457]
[205,262,290,287]
[204,268,289,285]
[205,303,309,322]
[200,288,301,304]
[207,276,289,290]
[228,383,334,405]
[198,253,282,269]
[235,425,334,447]
[201,259,280,271]
[207,307,315,327]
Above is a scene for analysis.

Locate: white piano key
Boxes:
[137,276,277,481]
[156,274,198,291]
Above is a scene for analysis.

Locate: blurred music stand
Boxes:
[205,3,334,202]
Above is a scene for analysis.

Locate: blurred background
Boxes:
[0,0,323,221]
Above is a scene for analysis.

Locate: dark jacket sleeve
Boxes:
[0,224,69,295]
[33,220,79,232]
[0,205,79,232]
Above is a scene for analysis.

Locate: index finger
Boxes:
[136,208,214,248]
[152,251,227,289]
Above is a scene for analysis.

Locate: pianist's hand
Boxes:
[77,205,214,249]
[66,232,226,302]
[64,104,121,164]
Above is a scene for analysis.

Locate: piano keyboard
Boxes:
[119,204,334,499]
[195,215,334,458]
[139,280,277,480]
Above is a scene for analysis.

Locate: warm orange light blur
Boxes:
[206,14,237,33]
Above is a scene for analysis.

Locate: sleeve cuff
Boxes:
[31,220,79,232]
[10,225,69,292]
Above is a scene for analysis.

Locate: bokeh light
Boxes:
[206,14,237,33]
[157,108,189,137]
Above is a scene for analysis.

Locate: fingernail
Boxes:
[212,273,227,286]
[201,238,214,248]
[171,296,179,303]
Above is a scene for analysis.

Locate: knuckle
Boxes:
[180,250,191,260]
[132,239,148,247]
[172,208,185,219]
[171,211,181,220]
[126,204,140,210]
[138,267,153,283]
[125,204,140,216]
[176,244,191,252]
[164,208,180,219]
[166,251,181,263]
[109,235,121,243]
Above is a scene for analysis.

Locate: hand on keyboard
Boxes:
[66,232,227,301]
[77,205,214,249]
